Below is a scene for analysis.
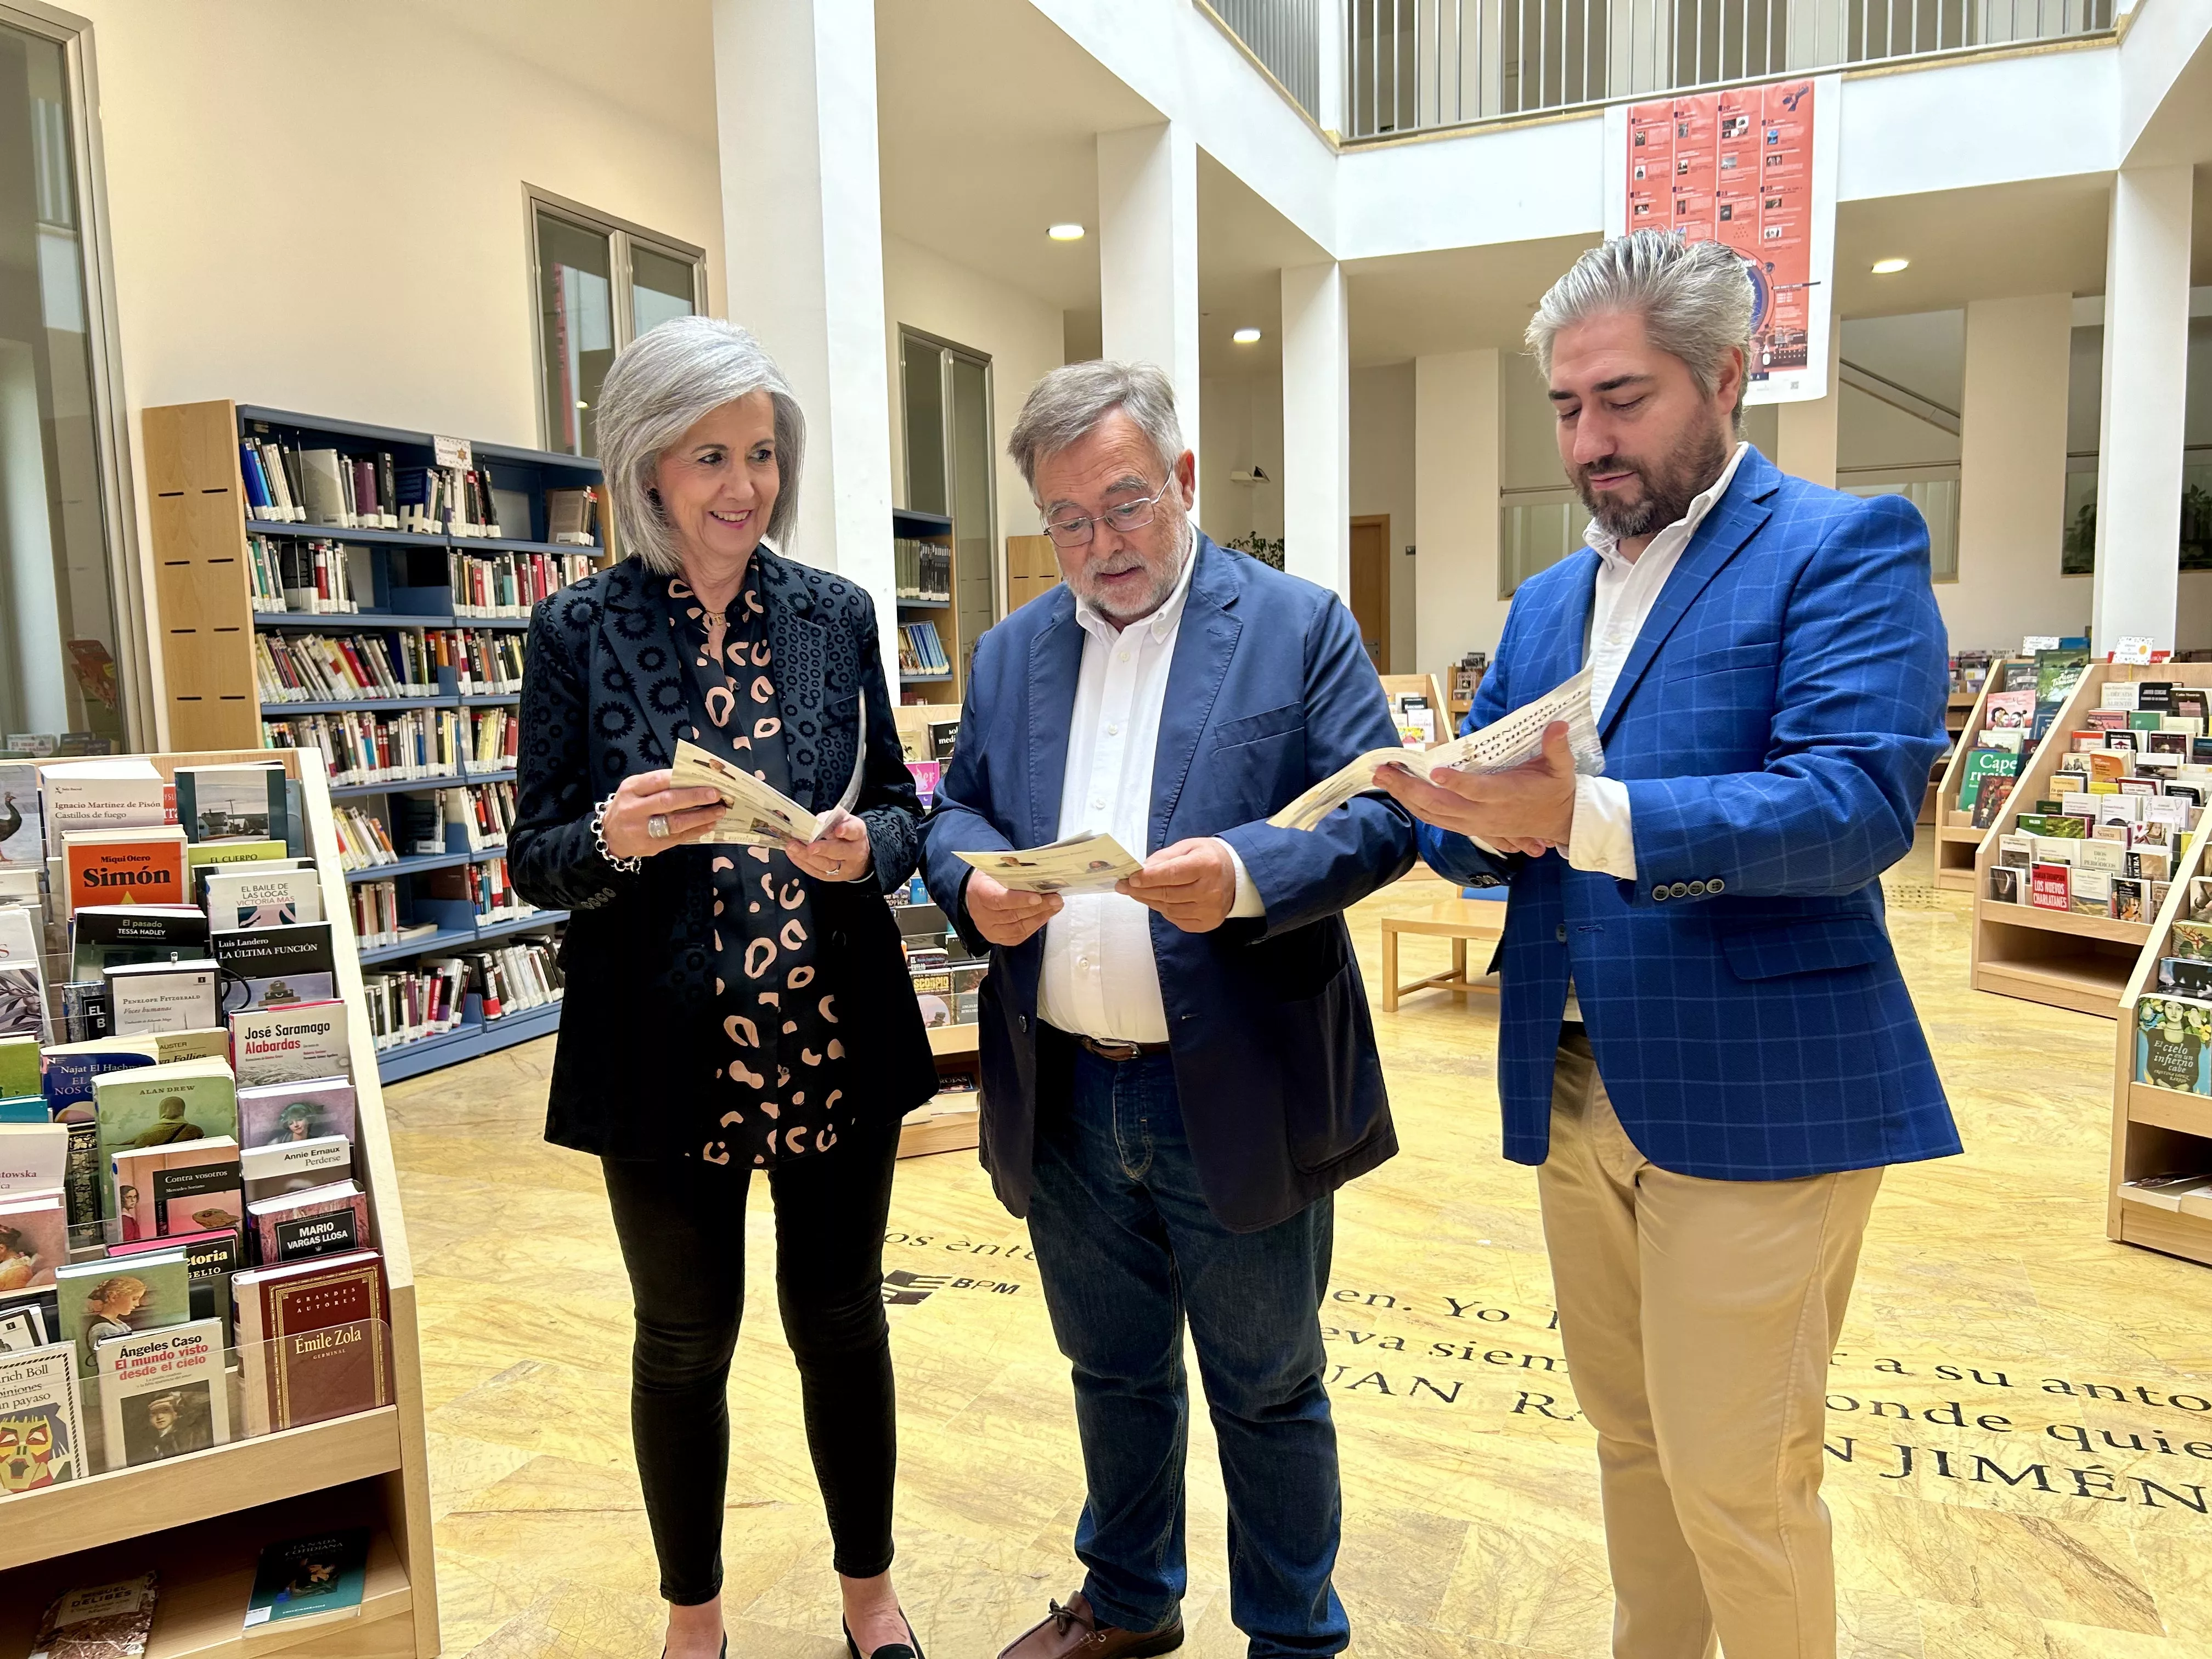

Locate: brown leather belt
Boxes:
[1066,1032,1172,1063]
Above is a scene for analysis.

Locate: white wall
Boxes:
[1351,363,1415,672]
[80,0,726,734]
[881,230,1068,564]
[1197,370,1284,549]
[1414,349,1505,675]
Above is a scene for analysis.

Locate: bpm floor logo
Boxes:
[882,1269,1023,1307]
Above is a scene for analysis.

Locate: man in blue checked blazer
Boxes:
[1381,233,1959,1659]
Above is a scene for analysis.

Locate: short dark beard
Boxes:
[1573,416,1734,540]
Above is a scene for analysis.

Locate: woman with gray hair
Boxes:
[511,315,937,1659]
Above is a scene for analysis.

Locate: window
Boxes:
[527,189,704,457]
[0,6,140,749]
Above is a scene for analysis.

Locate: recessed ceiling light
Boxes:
[1232,326,1262,344]
[1047,223,1085,241]
[1871,257,1910,275]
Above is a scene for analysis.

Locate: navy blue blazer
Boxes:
[922,537,1417,1233]
[1421,447,1961,1181]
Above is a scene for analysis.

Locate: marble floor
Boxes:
[385,839,2212,1658]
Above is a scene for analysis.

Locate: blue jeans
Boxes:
[1026,1043,1348,1657]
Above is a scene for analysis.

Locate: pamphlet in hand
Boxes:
[955,832,1143,894]
[1269,665,1607,832]
[669,704,866,847]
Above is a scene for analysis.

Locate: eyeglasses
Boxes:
[1041,483,1173,549]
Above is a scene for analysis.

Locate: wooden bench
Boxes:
[1380,898,1508,1012]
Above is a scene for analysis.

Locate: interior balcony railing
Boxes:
[1339,0,2116,137]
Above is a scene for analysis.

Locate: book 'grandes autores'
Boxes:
[233,1248,392,1436]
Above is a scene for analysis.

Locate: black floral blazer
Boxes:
[512,550,939,1157]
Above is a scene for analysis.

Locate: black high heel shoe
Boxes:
[660,1639,726,1658]
[844,1614,923,1659]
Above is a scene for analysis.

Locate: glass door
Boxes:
[0,12,132,752]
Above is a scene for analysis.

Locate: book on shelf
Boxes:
[97,1314,231,1470]
[230,999,352,1088]
[264,707,467,788]
[91,1057,239,1216]
[250,1178,369,1264]
[214,921,337,1014]
[0,902,46,1041]
[2138,994,2212,1093]
[55,1248,191,1367]
[69,903,209,981]
[232,1247,393,1435]
[173,762,289,846]
[60,825,188,917]
[244,1527,371,1634]
[0,1120,68,1195]
[1983,688,2034,728]
[204,865,323,932]
[104,959,221,1036]
[28,1573,159,1658]
[2029,862,2070,910]
[0,1285,56,1347]
[898,619,951,676]
[238,1076,357,1150]
[0,1188,66,1290]
[109,1226,244,1341]
[0,759,44,862]
[242,1135,353,1205]
[1957,747,2020,810]
[110,1137,243,1242]
[0,1341,83,1489]
[545,484,601,546]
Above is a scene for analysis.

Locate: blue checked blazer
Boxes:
[1421,446,1960,1181]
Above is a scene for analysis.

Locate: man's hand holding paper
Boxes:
[1371,721,1577,854]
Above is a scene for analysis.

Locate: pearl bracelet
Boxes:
[591,795,641,873]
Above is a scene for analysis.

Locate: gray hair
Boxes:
[1525,232,1755,424]
[594,315,806,573]
[1008,359,1186,493]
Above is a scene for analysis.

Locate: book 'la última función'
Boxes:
[215,921,336,1016]
[233,1248,392,1435]
[97,1314,230,1470]
[0,1341,83,1491]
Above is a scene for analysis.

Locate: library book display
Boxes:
[0,746,438,1656]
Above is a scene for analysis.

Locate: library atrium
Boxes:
[0,1,2208,1656]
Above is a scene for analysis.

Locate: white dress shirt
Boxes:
[1564,441,1751,881]
[1037,541,1263,1043]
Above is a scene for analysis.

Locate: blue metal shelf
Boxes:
[896,596,952,610]
[358,926,477,964]
[374,998,564,1084]
[262,695,455,716]
[901,670,953,682]
[463,535,604,556]
[344,849,478,884]
[471,909,568,945]
[242,519,442,550]
[460,693,520,707]
[255,609,444,629]
[330,774,466,798]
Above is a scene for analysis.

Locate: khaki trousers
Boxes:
[1538,1031,1883,1659]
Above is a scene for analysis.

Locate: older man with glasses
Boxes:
[922,361,1415,1659]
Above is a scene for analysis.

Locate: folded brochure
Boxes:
[1268,665,1607,832]
[668,699,865,847]
[955,832,1143,894]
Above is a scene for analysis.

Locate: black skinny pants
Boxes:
[602,1119,900,1606]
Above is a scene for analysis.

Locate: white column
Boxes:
[1773,322,1841,487]
[2092,165,2193,652]
[1958,294,2072,634]
[1414,348,1502,673]
[710,0,895,666]
[1097,122,1202,521]
[1282,262,1351,600]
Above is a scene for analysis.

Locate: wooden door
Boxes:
[1350,514,1390,668]
[1006,534,1061,614]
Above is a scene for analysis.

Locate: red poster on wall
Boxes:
[1611,76,1836,403]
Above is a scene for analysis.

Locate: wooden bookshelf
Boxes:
[1929,658,2021,889]
[143,400,597,1086]
[2110,820,2212,1268]
[1969,662,2212,1019]
[0,748,441,1654]
[1380,673,1451,748]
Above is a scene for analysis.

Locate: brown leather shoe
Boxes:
[994,1593,1183,1659]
